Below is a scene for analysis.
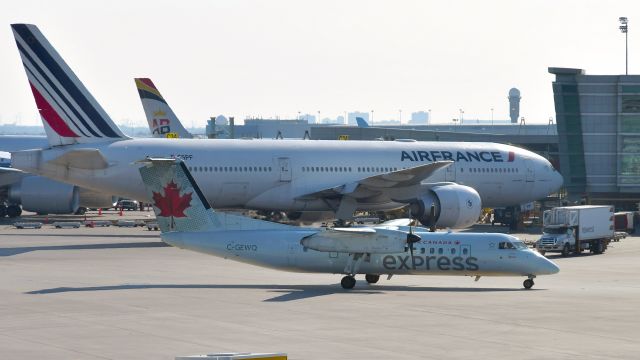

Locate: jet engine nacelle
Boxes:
[410,184,481,229]
[78,188,117,208]
[8,176,79,214]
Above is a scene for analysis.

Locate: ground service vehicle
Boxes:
[536,205,614,256]
[614,211,635,233]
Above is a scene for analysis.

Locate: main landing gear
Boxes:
[341,274,381,289]
[365,274,380,284]
[341,275,356,289]
[523,275,536,290]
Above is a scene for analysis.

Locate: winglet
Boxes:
[356,117,369,128]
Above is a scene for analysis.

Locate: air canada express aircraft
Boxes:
[138,157,559,289]
[9,24,563,228]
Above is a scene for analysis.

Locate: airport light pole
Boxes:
[459,109,464,125]
[491,108,494,125]
[399,109,402,124]
[619,17,629,75]
[428,109,431,123]
[371,110,374,125]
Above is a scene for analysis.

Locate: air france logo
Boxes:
[401,150,515,163]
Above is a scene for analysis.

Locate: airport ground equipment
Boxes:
[84,220,111,227]
[535,205,614,256]
[614,211,635,233]
[53,221,81,229]
[147,222,159,230]
[14,222,42,229]
[137,158,559,290]
[175,353,286,360]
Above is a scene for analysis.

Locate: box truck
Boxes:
[535,205,614,256]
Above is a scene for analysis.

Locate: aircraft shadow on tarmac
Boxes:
[0,241,169,257]
[25,283,528,302]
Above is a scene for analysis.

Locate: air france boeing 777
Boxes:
[9,24,563,228]
[138,158,559,289]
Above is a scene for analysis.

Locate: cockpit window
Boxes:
[498,241,527,250]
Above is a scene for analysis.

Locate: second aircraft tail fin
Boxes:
[135,78,193,139]
[138,158,291,233]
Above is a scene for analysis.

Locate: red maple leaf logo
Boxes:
[152,180,192,219]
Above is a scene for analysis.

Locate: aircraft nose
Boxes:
[551,170,564,192]
[537,255,560,275]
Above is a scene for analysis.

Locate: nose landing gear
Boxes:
[523,275,536,289]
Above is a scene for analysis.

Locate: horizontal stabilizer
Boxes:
[48,148,109,170]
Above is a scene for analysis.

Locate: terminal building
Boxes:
[549,67,640,208]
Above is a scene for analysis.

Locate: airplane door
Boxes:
[445,163,456,181]
[278,157,292,182]
[287,242,297,267]
[524,159,535,183]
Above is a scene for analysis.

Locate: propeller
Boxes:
[406,221,421,270]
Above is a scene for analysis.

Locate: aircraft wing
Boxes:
[296,161,453,200]
[0,167,27,186]
[302,227,377,241]
[378,218,413,226]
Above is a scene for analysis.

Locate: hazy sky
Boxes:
[1,0,638,127]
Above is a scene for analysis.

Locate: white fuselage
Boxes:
[18,138,562,212]
[161,229,560,277]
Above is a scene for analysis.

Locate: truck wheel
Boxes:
[593,240,604,254]
[538,250,546,256]
[561,244,571,257]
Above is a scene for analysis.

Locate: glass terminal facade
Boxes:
[550,67,640,205]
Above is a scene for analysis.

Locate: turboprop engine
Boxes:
[409,184,481,229]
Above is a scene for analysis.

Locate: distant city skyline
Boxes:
[1,1,638,128]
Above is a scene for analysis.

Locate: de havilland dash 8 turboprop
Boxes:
[138,157,559,289]
[9,24,563,228]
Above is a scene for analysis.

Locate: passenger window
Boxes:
[462,248,468,255]
[420,248,425,254]
[438,248,443,254]
[430,248,435,254]
[451,248,456,254]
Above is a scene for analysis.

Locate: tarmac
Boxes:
[1,210,639,359]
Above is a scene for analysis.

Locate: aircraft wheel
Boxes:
[365,274,380,284]
[561,244,571,257]
[75,207,87,215]
[523,279,534,290]
[7,205,22,218]
[341,275,356,290]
